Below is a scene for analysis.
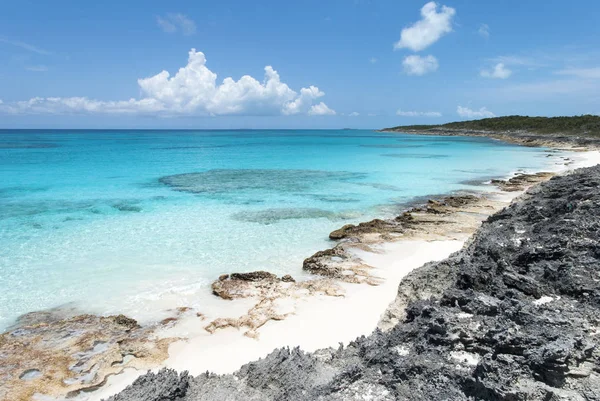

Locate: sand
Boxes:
[78,149,600,401]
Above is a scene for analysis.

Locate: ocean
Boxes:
[0,129,560,330]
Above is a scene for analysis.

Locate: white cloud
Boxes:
[478,24,490,38]
[403,55,438,76]
[396,109,442,117]
[555,67,600,79]
[348,111,360,117]
[457,106,496,119]
[370,57,378,64]
[0,37,51,55]
[157,13,196,36]
[394,2,456,52]
[25,65,48,72]
[480,63,512,79]
[0,49,335,117]
[490,55,544,68]
[495,79,599,99]
[309,102,336,116]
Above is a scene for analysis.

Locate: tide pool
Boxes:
[0,129,560,329]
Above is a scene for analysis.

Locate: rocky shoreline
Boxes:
[1,144,590,400]
[198,171,555,340]
[108,164,600,401]
[0,166,559,401]
[381,127,600,150]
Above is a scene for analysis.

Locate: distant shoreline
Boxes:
[381,126,600,150]
[380,115,600,150]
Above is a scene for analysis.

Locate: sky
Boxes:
[1,0,599,129]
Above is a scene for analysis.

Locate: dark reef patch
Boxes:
[360,144,424,149]
[111,202,142,213]
[1,198,148,220]
[158,169,367,195]
[0,186,50,198]
[231,208,356,224]
[354,182,404,192]
[303,194,361,203]
[0,142,59,149]
[380,153,449,159]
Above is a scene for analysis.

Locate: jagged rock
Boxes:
[230,271,278,282]
[491,172,555,192]
[110,314,140,330]
[207,270,344,338]
[109,165,600,401]
[302,245,380,285]
[108,369,190,401]
[329,219,396,240]
[303,246,347,277]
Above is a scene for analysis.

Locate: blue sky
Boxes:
[1,0,599,129]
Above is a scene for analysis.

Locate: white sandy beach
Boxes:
[81,149,600,401]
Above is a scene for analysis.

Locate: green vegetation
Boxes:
[385,115,600,137]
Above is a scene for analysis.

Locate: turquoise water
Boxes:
[0,130,555,329]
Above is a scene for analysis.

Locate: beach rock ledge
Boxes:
[109,165,600,401]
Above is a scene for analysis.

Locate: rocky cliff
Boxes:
[108,165,600,401]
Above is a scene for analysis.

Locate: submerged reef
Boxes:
[109,165,600,400]
[158,169,367,195]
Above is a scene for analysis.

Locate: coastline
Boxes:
[2,140,599,400]
[87,148,600,401]
[380,127,600,151]
[108,161,600,401]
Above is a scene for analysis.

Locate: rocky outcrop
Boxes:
[206,271,344,339]
[300,192,512,288]
[108,165,600,401]
[201,174,553,344]
[490,172,555,192]
[381,127,600,150]
[211,271,280,300]
[0,311,179,401]
[325,193,495,242]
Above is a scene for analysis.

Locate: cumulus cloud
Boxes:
[403,55,438,76]
[396,109,442,117]
[478,24,490,38]
[348,112,360,117]
[480,63,512,79]
[157,13,196,36]
[457,106,496,119]
[0,49,335,117]
[394,2,456,52]
[309,102,336,116]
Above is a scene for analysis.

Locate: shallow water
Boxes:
[0,129,558,329]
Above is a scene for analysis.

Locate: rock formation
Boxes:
[108,166,600,400]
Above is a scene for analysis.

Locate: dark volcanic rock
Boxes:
[329,219,397,240]
[108,166,600,401]
[109,369,189,401]
[230,271,278,282]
